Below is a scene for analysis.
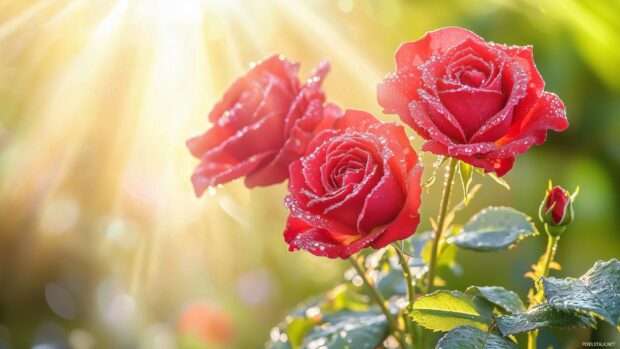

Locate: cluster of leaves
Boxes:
[266,284,391,349]
[266,163,619,348]
[414,259,619,348]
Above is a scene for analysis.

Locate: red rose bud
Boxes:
[378,27,568,176]
[283,110,423,259]
[187,54,341,196]
[539,184,576,236]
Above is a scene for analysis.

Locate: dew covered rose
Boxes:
[284,110,422,259]
[187,54,340,196]
[378,27,568,176]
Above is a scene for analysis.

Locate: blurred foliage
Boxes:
[0,0,618,348]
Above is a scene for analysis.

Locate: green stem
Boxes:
[349,256,407,349]
[426,158,458,293]
[528,233,560,349]
[527,330,538,349]
[482,321,496,349]
[392,244,416,348]
[393,244,416,306]
[541,234,559,278]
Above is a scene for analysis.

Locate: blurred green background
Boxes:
[0,0,618,348]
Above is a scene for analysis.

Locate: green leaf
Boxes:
[436,326,517,349]
[410,290,494,332]
[458,161,474,205]
[496,304,597,336]
[287,317,319,348]
[326,284,369,312]
[376,268,408,298]
[486,172,510,190]
[266,286,390,349]
[302,310,388,349]
[540,258,620,328]
[451,207,537,251]
[406,231,433,260]
[466,286,525,314]
[402,231,461,284]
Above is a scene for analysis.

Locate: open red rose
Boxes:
[284,110,422,259]
[378,27,568,176]
[187,54,340,196]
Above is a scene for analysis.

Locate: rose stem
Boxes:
[541,234,559,278]
[425,157,458,294]
[348,256,407,348]
[392,244,416,348]
[528,233,560,349]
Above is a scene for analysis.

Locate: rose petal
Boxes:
[321,158,381,228]
[438,88,506,139]
[284,217,382,259]
[307,59,330,86]
[245,100,324,187]
[547,187,569,224]
[460,155,515,177]
[199,110,284,164]
[377,71,425,135]
[415,91,467,143]
[334,109,381,131]
[368,122,417,183]
[377,28,482,134]
[469,59,529,143]
[422,139,497,157]
[357,165,404,233]
[187,126,233,159]
[495,92,568,154]
[313,103,343,134]
[370,164,423,248]
[499,45,544,96]
[395,27,483,69]
[284,193,359,237]
[209,55,299,123]
[191,151,274,196]
[422,141,515,176]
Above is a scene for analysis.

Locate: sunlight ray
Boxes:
[273,0,382,98]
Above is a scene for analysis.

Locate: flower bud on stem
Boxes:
[528,183,577,349]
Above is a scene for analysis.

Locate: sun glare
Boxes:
[0,0,383,346]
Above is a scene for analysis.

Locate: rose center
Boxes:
[458,68,487,88]
[321,145,373,193]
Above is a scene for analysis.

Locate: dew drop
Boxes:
[305,306,321,318]
[352,275,363,287]
[207,187,217,197]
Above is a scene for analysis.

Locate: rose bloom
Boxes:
[378,27,568,176]
[284,110,422,259]
[187,54,340,196]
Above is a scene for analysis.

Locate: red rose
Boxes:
[378,27,568,176]
[284,110,422,259]
[547,186,569,224]
[187,54,340,196]
[539,185,573,226]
